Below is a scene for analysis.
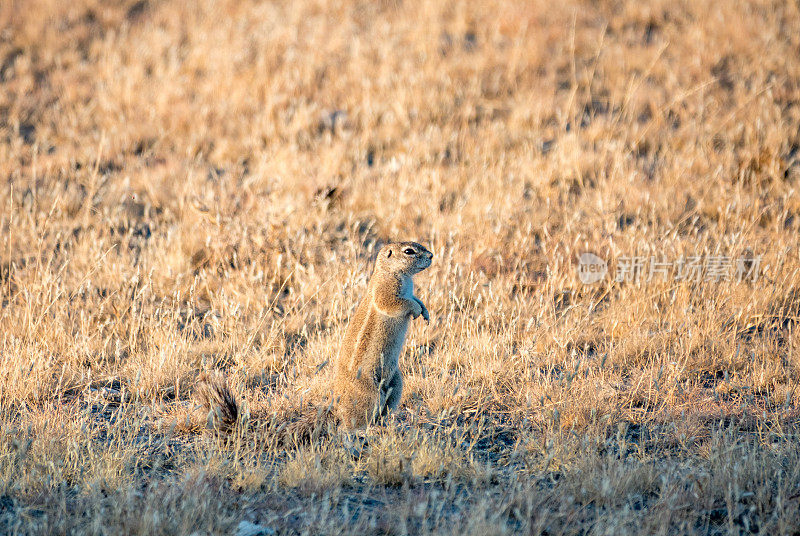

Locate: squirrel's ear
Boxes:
[386,249,392,258]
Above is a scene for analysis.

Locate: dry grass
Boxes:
[2,0,800,533]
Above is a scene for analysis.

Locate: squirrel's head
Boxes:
[376,241,433,276]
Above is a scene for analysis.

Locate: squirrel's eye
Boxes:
[403,248,415,255]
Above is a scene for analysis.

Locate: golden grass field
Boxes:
[2,0,800,533]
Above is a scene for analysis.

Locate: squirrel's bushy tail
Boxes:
[195,370,339,442]
[281,401,338,444]
[195,370,240,433]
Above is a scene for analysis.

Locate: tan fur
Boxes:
[333,241,433,429]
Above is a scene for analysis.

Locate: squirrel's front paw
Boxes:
[412,298,429,323]
[409,300,423,319]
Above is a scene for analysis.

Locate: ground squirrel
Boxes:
[333,241,433,429]
[196,241,433,436]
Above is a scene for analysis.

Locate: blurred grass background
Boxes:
[2,0,800,534]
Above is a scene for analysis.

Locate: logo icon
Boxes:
[577,252,607,284]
